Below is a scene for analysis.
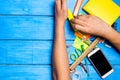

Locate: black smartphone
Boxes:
[88,48,114,79]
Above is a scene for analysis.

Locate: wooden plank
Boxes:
[0,40,120,64]
[0,65,119,80]
[0,16,75,40]
[75,65,120,80]
[0,40,52,64]
[0,40,73,64]
[0,16,119,40]
[0,65,52,80]
[0,0,76,15]
[0,0,119,15]
[0,0,119,80]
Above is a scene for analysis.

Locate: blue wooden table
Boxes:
[0,0,120,80]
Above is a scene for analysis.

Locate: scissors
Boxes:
[70,45,88,74]
[70,45,84,61]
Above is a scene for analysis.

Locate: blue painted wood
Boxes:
[0,65,119,80]
[0,16,120,40]
[115,17,120,32]
[0,40,53,64]
[76,65,120,80]
[0,65,52,80]
[0,0,119,15]
[0,0,76,15]
[0,40,120,65]
[0,0,120,80]
[113,0,120,6]
[0,16,75,40]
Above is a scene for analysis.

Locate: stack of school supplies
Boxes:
[67,0,120,76]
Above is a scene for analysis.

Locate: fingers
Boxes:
[55,0,67,10]
[71,17,87,27]
[55,0,61,10]
[75,14,90,21]
[73,23,85,32]
[61,0,67,9]
[71,15,91,28]
[70,15,92,33]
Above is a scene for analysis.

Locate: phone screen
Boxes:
[89,49,112,77]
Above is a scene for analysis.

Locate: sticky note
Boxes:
[72,37,88,51]
[83,0,120,26]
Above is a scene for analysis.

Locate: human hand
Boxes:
[71,15,112,38]
[55,0,68,23]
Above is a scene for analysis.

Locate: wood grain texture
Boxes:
[0,0,76,15]
[0,40,120,65]
[0,65,120,80]
[0,16,119,40]
[0,0,120,80]
[0,16,75,40]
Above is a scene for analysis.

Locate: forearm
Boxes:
[103,27,120,52]
[53,21,70,80]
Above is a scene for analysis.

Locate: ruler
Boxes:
[69,0,101,71]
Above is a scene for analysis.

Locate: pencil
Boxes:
[69,0,102,71]
[73,0,83,16]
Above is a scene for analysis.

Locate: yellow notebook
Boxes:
[83,0,120,26]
